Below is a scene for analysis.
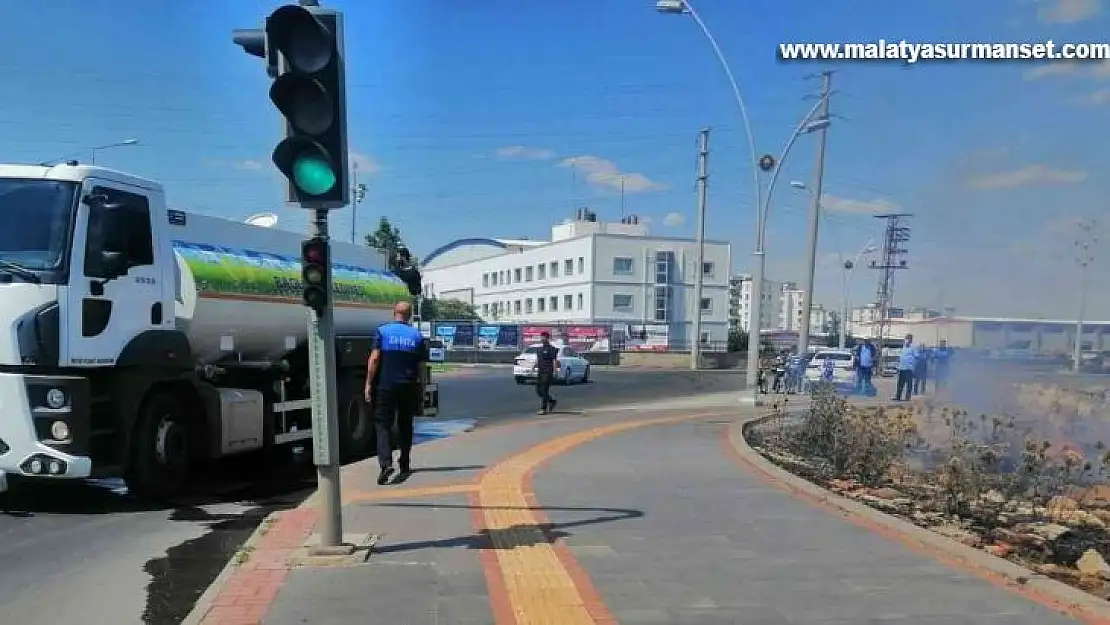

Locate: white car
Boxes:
[514,344,591,385]
[805,349,855,387]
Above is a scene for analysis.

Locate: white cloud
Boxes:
[232,159,265,171]
[967,164,1087,189]
[1037,0,1101,23]
[494,145,556,160]
[662,212,685,227]
[557,155,666,193]
[820,194,898,215]
[1077,88,1110,105]
[1024,58,1110,81]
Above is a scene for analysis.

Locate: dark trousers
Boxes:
[857,366,873,393]
[935,366,949,390]
[374,383,420,471]
[913,366,927,394]
[536,372,555,410]
[895,369,914,400]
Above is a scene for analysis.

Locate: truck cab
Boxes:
[0,164,178,489]
[0,163,411,498]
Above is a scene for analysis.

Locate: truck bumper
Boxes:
[0,372,93,480]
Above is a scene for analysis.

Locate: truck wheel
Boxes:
[339,377,373,463]
[125,388,194,500]
[515,376,525,385]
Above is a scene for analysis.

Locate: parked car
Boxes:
[513,344,591,385]
[805,349,855,388]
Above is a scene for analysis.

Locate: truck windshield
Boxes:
[0,179,77,271]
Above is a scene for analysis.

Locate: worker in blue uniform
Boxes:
[365,301,429,485]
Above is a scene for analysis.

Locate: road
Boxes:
[0,367,742,625]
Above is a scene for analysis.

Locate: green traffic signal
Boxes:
[292,153,337,195]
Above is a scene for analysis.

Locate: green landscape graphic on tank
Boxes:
[172,240,408,307]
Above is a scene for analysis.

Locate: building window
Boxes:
[525,266,533,281]
[537,264,546,280]
[613,257,634,275]
[577,293,584,310]
[700,331,710,344]
[482,303,489,316]
[702,261,715,278]
[514,300,521,314]
[564,258,573,275]
[549,296,558,311]
[700,297,712,313]
[654,285,671,322]
[655,251,674,283]
[564,294,573,310]
[514,268,522,283]
[525,298,533,313]
[538,297,546,312]
[549,261,558,277]
[612,294,633,311]
[578,257,585,273]
[482,273,489,287]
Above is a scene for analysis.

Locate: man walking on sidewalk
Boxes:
[894,333,919,401]
[856,338,876,396]
[535,331,559,414]
[365,301,429,485]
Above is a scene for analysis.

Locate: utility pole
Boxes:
[691,127,710,370]
[796,70,834,357]
[1073,219,1097,373]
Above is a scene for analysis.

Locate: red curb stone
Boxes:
[198,508,318,624]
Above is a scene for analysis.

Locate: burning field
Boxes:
[745,380,1110,600]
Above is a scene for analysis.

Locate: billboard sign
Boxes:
[434,323,475,349]
[476,324,521,350]
[522,325,611,352]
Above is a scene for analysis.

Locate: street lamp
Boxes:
[89,139,139,164]
[1073,219,1097,373]
[39,138,140,167]
[656,0,830,404]
[839,242,876,349]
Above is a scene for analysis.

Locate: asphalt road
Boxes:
[0,367,743,625]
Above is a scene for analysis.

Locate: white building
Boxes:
[420,210,732,347]
[728,274,782,333]
[780,283,804,330]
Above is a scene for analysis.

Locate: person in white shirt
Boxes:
[894,334,919,401]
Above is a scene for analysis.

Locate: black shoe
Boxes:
[548,399,557,413]
[377,466,394,485]
[395,465,412,483]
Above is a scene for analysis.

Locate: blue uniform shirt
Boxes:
[373,321,428,389]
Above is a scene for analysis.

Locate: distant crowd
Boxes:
[756,333,954,400]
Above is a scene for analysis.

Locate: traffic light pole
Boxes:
[307,209,348,554]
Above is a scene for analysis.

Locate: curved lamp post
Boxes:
[656,0,830,404]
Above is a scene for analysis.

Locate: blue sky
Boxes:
[3,0,1109,319]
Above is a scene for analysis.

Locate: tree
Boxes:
[728,328,749,352]
[364,217,406,270]
[422,298,482,322]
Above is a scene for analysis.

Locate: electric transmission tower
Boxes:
[870,213,913,348]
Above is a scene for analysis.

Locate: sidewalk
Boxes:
[188,397,1101,625]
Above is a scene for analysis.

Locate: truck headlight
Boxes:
[50,420,70,441]
[46,388,67,409]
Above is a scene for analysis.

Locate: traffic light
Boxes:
[301,237,329,315]
[240,4,349,209]
[395,266,422,298]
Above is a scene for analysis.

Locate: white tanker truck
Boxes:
[0,163,436,498]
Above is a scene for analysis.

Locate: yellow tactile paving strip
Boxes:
[473,412,728,625]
